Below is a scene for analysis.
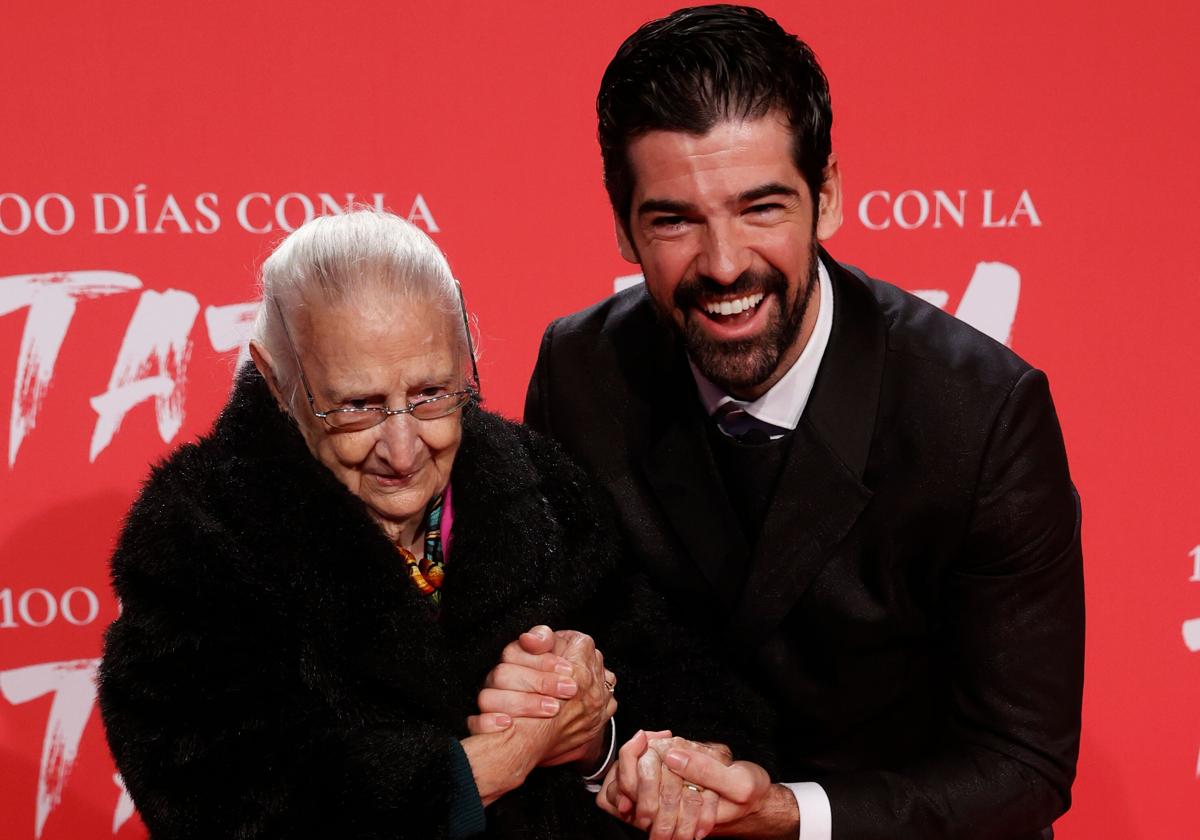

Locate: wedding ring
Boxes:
[683,783,704,793]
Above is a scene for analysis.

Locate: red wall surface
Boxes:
[2,2,1198,837]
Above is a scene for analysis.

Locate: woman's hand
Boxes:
[468,625,617,768]
[598,732,729,839]
[598,732,796,840]
[460,716,560,806]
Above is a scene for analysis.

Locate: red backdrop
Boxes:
[2,2,1197,837]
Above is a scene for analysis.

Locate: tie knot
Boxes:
[713,403,787,445]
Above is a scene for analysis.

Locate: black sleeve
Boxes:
[823,369,1085,840]
[524,319,558,436]
[98,498,463,840]
[446,739,487,838]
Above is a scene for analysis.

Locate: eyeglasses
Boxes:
[272,282,481,433]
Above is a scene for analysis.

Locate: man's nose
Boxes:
[696,220,752,285]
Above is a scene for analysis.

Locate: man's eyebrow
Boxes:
[636,198,697,216]
[738,182,801,203]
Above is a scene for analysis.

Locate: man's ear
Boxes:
[248,340,290,413]
[815,153,844,242]
[614,213,640,264]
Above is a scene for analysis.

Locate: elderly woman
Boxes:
[98,211,654,839]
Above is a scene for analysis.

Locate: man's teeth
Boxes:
[703,293,765,316]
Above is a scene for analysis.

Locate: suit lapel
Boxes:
[728,420,872,638]
[730,255,886,639]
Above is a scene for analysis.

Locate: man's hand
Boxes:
[468,625,617,767]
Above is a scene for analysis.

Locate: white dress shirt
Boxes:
[688,260,835,840]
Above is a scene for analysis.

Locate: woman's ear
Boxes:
[249,340,289,412]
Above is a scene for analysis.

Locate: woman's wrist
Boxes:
[460,728,536,807]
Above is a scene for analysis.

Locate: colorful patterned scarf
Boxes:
[398,491,447,607]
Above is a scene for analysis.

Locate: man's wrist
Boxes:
[717,783,800,840]
[784,782,830,840]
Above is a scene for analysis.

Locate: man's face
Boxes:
[617,113,841,397]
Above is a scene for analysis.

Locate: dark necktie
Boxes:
[713,402,789,445]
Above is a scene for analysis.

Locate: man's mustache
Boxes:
[674,267,789,310]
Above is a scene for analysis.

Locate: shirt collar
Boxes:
[690,258,834,431]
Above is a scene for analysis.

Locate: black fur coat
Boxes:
[99,369,772,840]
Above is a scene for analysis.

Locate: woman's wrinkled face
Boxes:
[284,295,464,546]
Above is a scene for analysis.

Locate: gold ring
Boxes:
[683,783,704,793]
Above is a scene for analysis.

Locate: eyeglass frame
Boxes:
[270,281,481,431]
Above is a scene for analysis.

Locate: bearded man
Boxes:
[517,5,1083,840]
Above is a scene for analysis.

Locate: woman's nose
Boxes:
[373,412,425,470]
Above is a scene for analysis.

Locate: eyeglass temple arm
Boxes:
[271,297,320,410]
[455,280,482,398]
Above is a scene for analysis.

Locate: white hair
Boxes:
[252,209,472,406]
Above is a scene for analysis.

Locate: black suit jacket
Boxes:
[524,255,1084,840]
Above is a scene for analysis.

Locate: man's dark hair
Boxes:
[598,4,832,227]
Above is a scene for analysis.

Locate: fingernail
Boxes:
[556,679,578,696]
[554,660,574,676]
[494,714,512,728]
[541,698,561,714]
[664,749,688,771]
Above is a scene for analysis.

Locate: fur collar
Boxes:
[124,366,613,734]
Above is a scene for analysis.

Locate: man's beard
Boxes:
[672,243,819,393]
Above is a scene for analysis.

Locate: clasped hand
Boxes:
[597,731,781,840]
[468,624,617,768]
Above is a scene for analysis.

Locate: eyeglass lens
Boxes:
[323,392,471,431]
